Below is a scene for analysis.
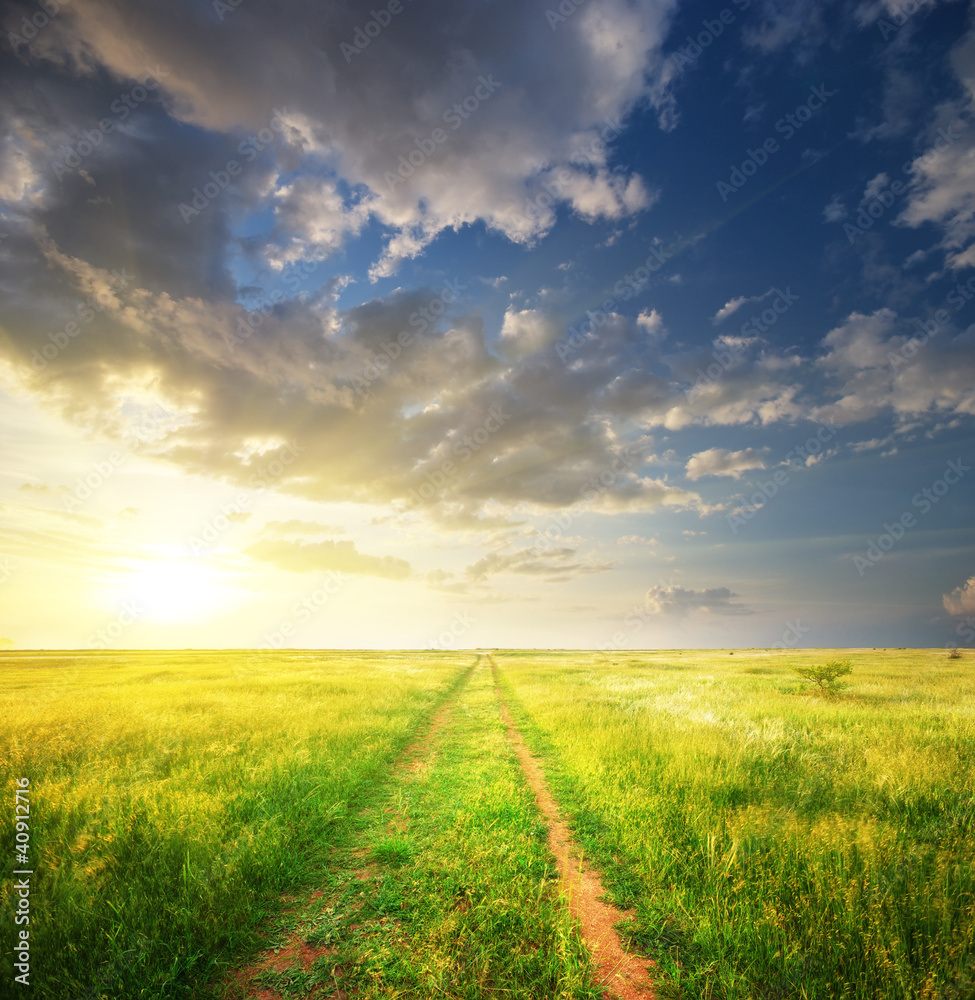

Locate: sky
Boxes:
[0,0,974,651]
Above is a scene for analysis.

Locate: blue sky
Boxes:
[0,0,973,649]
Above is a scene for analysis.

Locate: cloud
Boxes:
[852,69,924,144]
[617,534,657,545]
[464,545,615,584]
[17,482,64,496]
[854,0,940,27]
[896,26,975,270]
[262,519,346,536]
[741,0,829,58]
[712,295,751,324]
[637,308,666,339]
[711,288,779,324]
[1,0,678,278]
[814,308,975,426]
[861,172,891,206]
[823,195,847,222]
[499,308,562,360]
[943,576,975,616]
[643,584,754,616]
[244,538,411,579]
[1,1,969,540]
[685,447,769,481]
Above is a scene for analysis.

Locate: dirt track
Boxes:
[489,654,656,1000]
[227,656,654,999]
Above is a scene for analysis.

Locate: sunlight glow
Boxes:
[122,560,239,625]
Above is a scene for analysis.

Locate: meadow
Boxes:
[1,648,973,999]
[498,648,975,1000]
[0,650,468,998]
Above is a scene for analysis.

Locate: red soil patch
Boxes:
[226,935,336,999]
[490,658,656,1000]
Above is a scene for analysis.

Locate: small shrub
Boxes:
[793,660,853,696]
[947,647,962,659]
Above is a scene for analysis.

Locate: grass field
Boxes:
[2,648,973,999]
[0,650,468,998]
[498,648,975,1000]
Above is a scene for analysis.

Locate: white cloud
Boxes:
[861,172,891,206]
[823,195,847,222]
[897,26,975,270]
[943,576,975,616]
[9,0,679,277]
[685,447,768,481]
[269,175,372,265]
[499,308,562,359]
[637,308,666,339]
[712,295,750,325]
[712,288,776,324]
[618,534,657,545]
[814,308,975,426]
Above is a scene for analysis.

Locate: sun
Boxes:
[122,559,239,625]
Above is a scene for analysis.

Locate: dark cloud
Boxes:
[644,584,754,616]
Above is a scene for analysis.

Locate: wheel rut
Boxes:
[223,657,477,999]
[489,654,656,1000]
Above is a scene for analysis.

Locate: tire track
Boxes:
[489,654,656,1000]
[224,657,478,999]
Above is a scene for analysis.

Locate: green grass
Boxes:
[221,658,601,999]
[0,650,468,998]
[4,647,974,999]
[495,648,975,1000]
